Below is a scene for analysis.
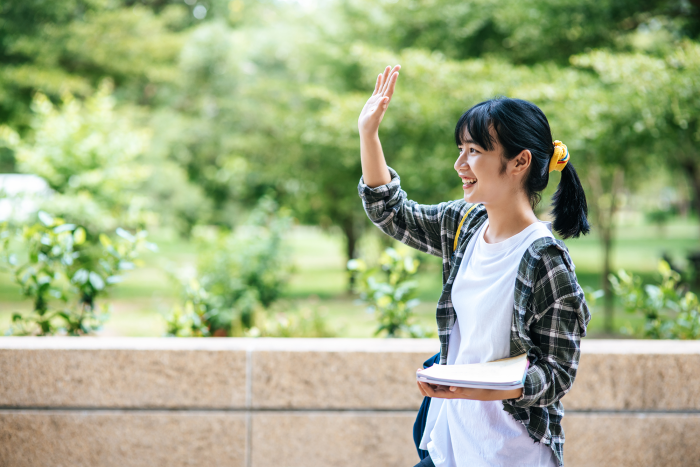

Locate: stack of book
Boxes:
[416,354,529,390]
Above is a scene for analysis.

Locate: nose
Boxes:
[454,153,468,172]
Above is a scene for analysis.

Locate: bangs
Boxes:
[454,100,497,151]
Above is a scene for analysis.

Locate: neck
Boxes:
[481,195,539,244]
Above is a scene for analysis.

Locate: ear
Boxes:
[509,149,532,177]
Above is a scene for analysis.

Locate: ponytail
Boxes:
[551,162,590,239]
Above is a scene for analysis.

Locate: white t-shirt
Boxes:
[424,219,557,467]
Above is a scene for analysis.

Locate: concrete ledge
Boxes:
[567,353,700,410]
[2,337,700,466]
[0,348,247,408]
[2,410,698,467]
[251,350,427,409]
[563,413,700,467]
[252,411,416,467]
[0,410,246,467]
[0,336,441,352]
[3,338,699,411]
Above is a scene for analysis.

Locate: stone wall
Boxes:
[1,338,699,467]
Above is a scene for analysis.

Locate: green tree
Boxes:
[0,81,208,234]
[564,31,700,330]
[338,0,699,63]
[0,0,188,133]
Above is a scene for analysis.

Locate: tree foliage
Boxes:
[2,0,700,336]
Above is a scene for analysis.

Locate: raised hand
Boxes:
[358,65,400,137]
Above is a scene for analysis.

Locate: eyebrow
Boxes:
[457,139,478,146]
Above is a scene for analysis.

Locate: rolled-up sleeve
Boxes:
[508,250,590,408]
[358,166,447,257]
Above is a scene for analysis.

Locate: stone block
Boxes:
[251,350,427,409]
[251,411,416,467]
[566,353,700,411]
[0,410,247,467]
[0,348,247,408]
[564,413,700,467]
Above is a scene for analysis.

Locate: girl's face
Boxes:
[454,128,513,206]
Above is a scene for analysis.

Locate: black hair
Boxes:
[454,97,590,239]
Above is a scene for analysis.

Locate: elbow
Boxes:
[509,363,576,409]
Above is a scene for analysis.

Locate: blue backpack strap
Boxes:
[413,351,441,459]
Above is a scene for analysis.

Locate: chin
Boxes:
[463,194,487,206]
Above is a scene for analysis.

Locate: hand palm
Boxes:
[358,65,400,135]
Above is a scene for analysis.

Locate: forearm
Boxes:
[475,387,523,401]
[417,381,523,401]
[360,132,391,188]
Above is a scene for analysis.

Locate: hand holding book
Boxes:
[416,380,524,401]
[416,354,528,401]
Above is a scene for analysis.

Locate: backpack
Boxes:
[412,351,440,459]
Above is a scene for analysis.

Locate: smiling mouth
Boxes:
[460,176,477,187]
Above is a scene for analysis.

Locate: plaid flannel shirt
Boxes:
[358,167,591,466]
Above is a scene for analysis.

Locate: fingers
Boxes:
[380,65,391,92]
[417,381,433,397]
[379,65,400,96]
[417,381,428,397]
[372,73,382,96]
[383,69,399,100]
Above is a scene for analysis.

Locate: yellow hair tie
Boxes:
[548,140,570,173]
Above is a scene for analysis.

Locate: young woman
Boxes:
[357,65,591,467]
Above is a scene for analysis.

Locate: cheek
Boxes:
[475,158,501,181]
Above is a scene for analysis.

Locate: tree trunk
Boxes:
[340,216,358,293]
[601,229,614,333]
[587,168,624,334]
[679,159,700,237]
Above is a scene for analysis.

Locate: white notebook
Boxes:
[416,353,529,390]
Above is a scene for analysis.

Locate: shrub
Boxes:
[0,211,155,336]
[610,261,700,339]
[248,305,336,338]
[164,279,214,337]
[348,246,427,338]
[165,197,293,337]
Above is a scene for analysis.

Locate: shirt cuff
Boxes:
[357,167,401,201]
[506,360,537,404]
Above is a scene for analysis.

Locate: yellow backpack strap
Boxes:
[453,204,480,252]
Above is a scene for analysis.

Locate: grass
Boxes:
[0,218,698,338]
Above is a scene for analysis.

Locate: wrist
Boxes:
[359,130,380,141]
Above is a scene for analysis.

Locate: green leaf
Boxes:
[72,269,89,284]
[73,227,86,245]
[89,271,105,290]
[106,275,123,284]
[38,211,54,227]
[99,234,111,248]
[53,224,76,234]
[116,228,136,242]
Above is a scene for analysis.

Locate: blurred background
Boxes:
[0,0,698,340]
